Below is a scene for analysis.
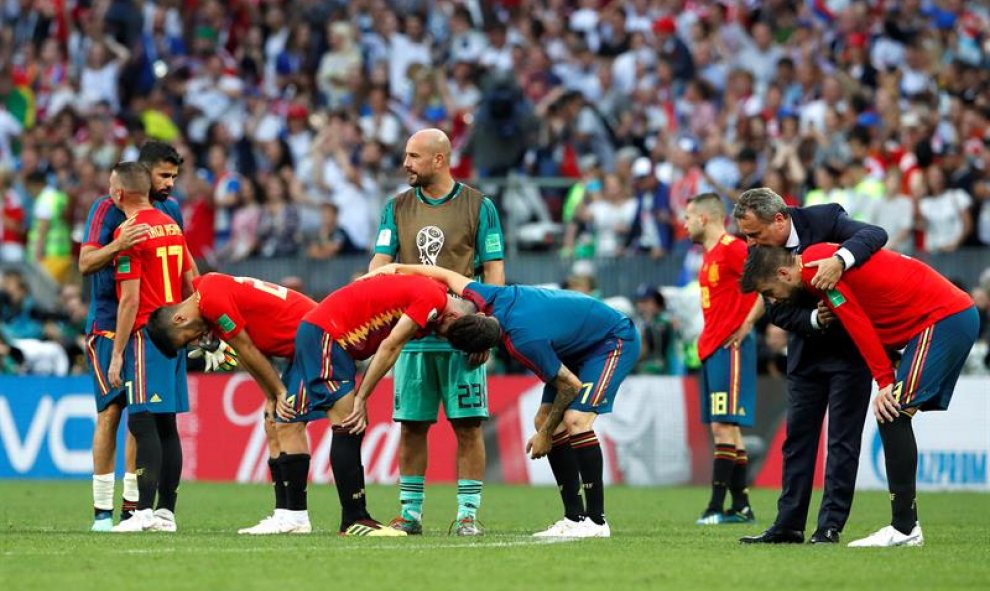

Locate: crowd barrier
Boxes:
[1,375,986,491]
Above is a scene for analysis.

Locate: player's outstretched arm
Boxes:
[527,365,583,459]
[78,217,150,275]
[340,315,421,434]
[109,279,140,388]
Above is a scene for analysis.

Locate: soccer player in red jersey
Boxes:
[684,193,763,525]
[145,272,317,534]
[104,162,195,533]
[741,244,979,547]
[275,273,471,536]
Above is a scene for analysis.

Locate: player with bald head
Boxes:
[684,193,762,525]
[370,129,505,536]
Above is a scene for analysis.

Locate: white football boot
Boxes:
[152,509,177,532]
[848,523,924,547]
[532,518,586,538]
[111,509,158,532]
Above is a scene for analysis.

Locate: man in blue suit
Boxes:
[732,188,888,544]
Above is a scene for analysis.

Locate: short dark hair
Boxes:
[688,192,725,217]
[740,246,795,293]
[138,141,183,168]
[733,187,789,222]
[146,306,179,358]
[112,161,152,195]
[445,315,501,353]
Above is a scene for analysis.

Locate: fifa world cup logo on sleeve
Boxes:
[416,226,444,266]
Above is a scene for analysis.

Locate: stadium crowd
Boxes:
[1,0,989,375]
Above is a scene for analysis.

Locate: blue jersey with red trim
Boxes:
[462,282,629,382]
[83,196,183,332]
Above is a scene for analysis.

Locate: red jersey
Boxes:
[115,208,192,330]
[305,274,448,361]
[698,234,757,360]
[194,273,317,358]
[801,244,974,388]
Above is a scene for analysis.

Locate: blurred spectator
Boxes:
[256,174,301,258]
[632,283,678,375]
[26,171,72,283]
[627,156,671,258]
[306,202,359,260]
[1,169,26,262]
[918,165,973,253]
[867,169,915,253]
[1,269,43,340]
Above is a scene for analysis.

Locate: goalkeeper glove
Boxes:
[188,339,239,372]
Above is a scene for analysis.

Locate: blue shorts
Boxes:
[541,321,641,414]
[894,306,979,412]
[85,331,125,412]
[278,351,330,423]
[280,321,355,423]
[123,328,189,415]
[699,332,756,427]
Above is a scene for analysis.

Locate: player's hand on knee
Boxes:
[526,431,552,460]
[340,397,368,434]
[873,384,899,423]
[276,393,297,421]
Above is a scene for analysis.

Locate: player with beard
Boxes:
[741,244,977,547]
[79,142,197,532]
[369,129,505,535]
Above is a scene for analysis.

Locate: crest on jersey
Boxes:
[416,226,445,266]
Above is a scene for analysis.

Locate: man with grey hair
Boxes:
[734,187,888,545]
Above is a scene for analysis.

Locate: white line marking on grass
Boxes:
[1,537,578,557]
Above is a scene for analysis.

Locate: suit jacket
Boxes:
[765,204,889,375]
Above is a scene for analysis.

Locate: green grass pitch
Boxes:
[1,482,987,591]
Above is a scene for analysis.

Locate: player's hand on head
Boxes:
[115,216,151,250]
[108,353,124,389]
[340,397,368,434]
[806,256,844,290]
[359,263,401,280]
[873,384,900,423]
[467,350,490,367]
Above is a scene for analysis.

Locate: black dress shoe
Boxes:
[739,528,804,544]
[809,528,840,544]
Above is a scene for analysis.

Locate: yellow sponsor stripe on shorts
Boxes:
[135,331,146,405]
[904,326,933,406]
[730,345,740,415]
[86,335,110,396]
[591,340,622,407]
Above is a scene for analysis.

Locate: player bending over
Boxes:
[741,244,978,547]
[274,274,470,536]
[146,272,317,534]
[364,263,641,538]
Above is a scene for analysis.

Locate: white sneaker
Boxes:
[848,523,924,547]
[575,519,611,538]
[238,515,312,535]
[152,509,177,532]
[111,509,157,533]
[532,518,585,538]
